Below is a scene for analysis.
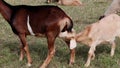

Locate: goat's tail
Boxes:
[61,17,73,32]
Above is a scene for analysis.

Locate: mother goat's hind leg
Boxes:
[19,43,25,61]
[18,34,32,67]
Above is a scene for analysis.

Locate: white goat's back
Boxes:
[89,14,120,42]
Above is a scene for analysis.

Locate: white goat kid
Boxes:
[76,14,120,67]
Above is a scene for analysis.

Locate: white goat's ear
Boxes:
[70,38,77,49]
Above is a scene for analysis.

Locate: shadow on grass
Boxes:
[76,44,111,61]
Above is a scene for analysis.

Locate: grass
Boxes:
[0,0,120,68]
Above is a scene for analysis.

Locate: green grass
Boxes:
[0,0,120,68]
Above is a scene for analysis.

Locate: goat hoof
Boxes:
[110,55,114,57]
[84,63,89,67]
[39,66,45,68]
[19,58,23,61]
[69,62,74,66]
[91,56,95,60]
[27,63,32,67]
[45,1,49,3]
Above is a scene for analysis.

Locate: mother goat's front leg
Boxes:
[65,40,75,66]
[40,32,56,68]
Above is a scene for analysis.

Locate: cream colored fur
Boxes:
[58,0,82,6]
[76,14,120,67]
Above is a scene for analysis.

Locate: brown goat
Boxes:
[76,14,120,67]
[0,0,76,68]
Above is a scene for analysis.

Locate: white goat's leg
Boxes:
[84,42,98,67]
[110,41,116,57]
[84,52,92,67]
[91,52,95,60]
[84,48,94,67]
[58,0,62,4]
[47,0,51,3]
